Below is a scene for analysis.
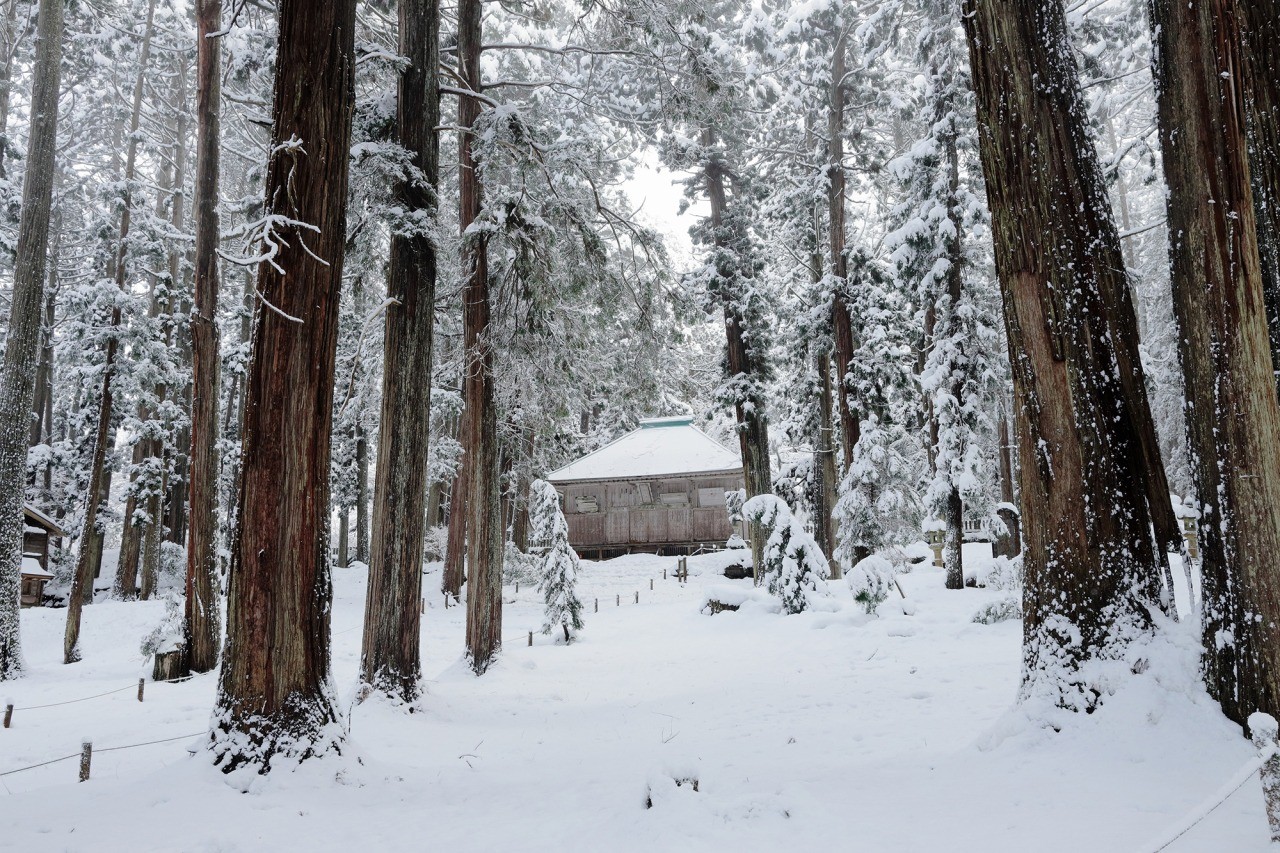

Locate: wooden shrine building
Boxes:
[546,416,745,557]
[21,503,66,607]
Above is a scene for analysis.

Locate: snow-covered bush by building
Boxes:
[529,479,584,642]
[742,494,832,614]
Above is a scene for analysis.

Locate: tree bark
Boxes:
[65,0,158,664]
[211,0,357,771]
[0,0,63,679]
[458,0,503,674]
[1148,0,1280,727]
[0,0,20,184]
[361,0,439,704]
[442,457,467,599]
[355,422,369,563]
[961,0,1177,706]
[701,129,772,581]
[938,86,966,592]
[185,0,223,675]
[1237,0,1280,394]
[827,29,859,468]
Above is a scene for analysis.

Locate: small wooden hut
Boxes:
[21,503,66,607]
[546,416,745,557]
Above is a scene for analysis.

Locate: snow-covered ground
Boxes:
[0,548,1266,851]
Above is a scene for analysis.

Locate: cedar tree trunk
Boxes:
[361,0,440,703]
[211,0,357,771]
[961,0,1178,707]
[0,0,64,679]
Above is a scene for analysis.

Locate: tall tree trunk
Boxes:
[361,0,439,703]
[184,0,221,675]
[212,0,357,772]
[0,0,64,679]
[1238,1,1280,393]
[937,86,966,592]
[33,210,61,502]
[442,457,467,599]
[827,29,859,468]
[701,129,772,581]
[355,422,369,563]
[65,0,158,664]
[336,510,349,568]
[961,0,1177,706]
[114,438,146,598]
[1148,0,1280,728]
[458,0,503,674]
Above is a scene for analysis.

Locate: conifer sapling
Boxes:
[530,480,584,643]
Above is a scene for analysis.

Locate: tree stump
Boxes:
[152,646,189,683]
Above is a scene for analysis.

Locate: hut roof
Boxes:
[23,504,67,538]
[546,417,742,483]
[21,556,52,579]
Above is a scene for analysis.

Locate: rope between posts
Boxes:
[1140,747,1274,853]
[0,732,204,780]
[10,672,204,713]
[95,732,205,754]
[12,683,136,711]
[0,752,81,777]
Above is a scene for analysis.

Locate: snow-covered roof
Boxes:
[23,504,67,537]
[21,556,52,579]
[546,417,743,483]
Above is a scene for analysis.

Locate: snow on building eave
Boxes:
[23,503,67,538]
[545,418,745,484]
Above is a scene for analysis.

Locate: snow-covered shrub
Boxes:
[978,555,1022,591]
[529,479,584,642]
[140,591,185,658]
[848,553,895,614]
[973,595,1023,625]
[742,495,832,614]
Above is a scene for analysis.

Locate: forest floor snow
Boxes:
[0,548,1266,851]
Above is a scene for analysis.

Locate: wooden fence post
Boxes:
[1251,712,1280,841]
[137,678,145,702]
[3,703,11,728]
[616,594,620,607]
[79,741,92,782]
[528,631,532,647]
[594,598,598,612]
[650,579,653,591]
[635,591,639,604]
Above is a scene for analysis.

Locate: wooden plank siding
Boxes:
[552,471,744,553]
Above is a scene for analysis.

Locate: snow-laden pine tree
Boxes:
[831,252,921,567]
[887,0,1003,590]
[743,494,831,615]
[529,480,584,643]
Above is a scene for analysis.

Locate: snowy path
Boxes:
[0,552,1267,851]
